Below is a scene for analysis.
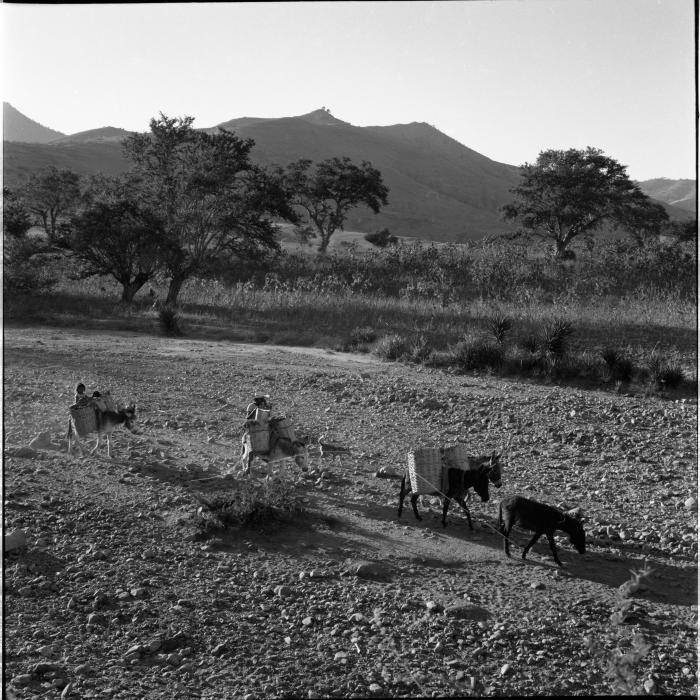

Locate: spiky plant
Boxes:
[487,314,513,345]
[541,318,574,359]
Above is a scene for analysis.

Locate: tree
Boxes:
[502,148,669,258]
[364,227,398,248]
[122,114,297,306]
[23,166,81,246]
[621,199,670,247]
[3,186,32,238]
[664,217,697,242]
[285,157,389,254]
[71,176,167,303]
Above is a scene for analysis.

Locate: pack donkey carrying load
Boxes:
[240,394,308,474]
[67,383,137,458]
[398,445,502,528]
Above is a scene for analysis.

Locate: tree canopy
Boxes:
[502,147,669,257]
[285,156,389,253]
[122,114,297,305]
[2,187,32,239]
[23,166,82,246]
[71,175,167,303]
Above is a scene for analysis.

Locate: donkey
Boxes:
[240,432,309,475]
[67,405,137,459]
[498,495,586,567]
[398,459,497,529]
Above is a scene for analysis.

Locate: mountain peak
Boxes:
[297,108,350,127]
[4,102,65,143]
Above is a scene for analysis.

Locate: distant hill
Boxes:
[49,126,135,144]
[3,102,65,143]
[638,178,696,214]
[206,109,524,239]
[3,141,130,184]
[3,105,695,241]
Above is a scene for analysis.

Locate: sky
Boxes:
[2,0,696,181]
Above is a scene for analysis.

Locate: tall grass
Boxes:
[6,237,696,380]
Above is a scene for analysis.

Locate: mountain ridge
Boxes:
[3,104,694,240]
[3,102,65,143]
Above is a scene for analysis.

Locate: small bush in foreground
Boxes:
[586,562,654,695]
[424,349,457,369]
[644,349,685,391]
[454,338,504,372]
[487,314,513,345]
[158,305,182,337]
[195,475,305,531]
[349,326,378,346]
[541,318,574,359]
[601,348,634,383]
[373,333,410,361]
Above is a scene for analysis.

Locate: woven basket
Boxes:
[70,405,98,437]
[270,417,296,442]
[254,408,271,424]
[442,444,472,471]
[245,421,270,453]
[407,447,444,495]
[102,393,118,412]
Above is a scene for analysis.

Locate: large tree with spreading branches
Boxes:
[284,156,389,254]
[71,175,167,303]
[502,147,669,257]
[122,114,297,305]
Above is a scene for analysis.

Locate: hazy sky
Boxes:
[2,0,696,181]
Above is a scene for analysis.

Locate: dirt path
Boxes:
[3,326,697,698]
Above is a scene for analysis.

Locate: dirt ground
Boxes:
[3,325,698,698]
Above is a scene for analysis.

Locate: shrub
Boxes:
[408,334,432,363]
[349,326,378,345]
[195,474,305,530]
[158,305,182,337]
[364,228,398,248]
[586,563,654,695]
[373,333,411,361]
[645,349,685,391]
[601,348,634,383]
[487,314,513,345]
[541,318,574,359]
[3,238,58,294]
[424,349,457,369]
[454,338,504,372]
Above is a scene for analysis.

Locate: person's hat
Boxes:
[254,394,271,400]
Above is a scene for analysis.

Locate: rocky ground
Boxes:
[3,326,698,698]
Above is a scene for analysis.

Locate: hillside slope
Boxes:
[3,102,65,143]
[3,106,694,241]
[639,178,696,213]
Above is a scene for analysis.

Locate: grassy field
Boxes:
[5,234,697,394]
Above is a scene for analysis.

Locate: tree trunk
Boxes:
[165,273,187,307]
[317,232,332,255]
[554,238,569,259]
[120,280,144,304]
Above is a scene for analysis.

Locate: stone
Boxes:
[13,446,39,458]
[353,560,392,581]
[444,603,490,621]
[684,497,697,511]
[4,529,27,552]
[12,674,33,687]
[29,432,58,450]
